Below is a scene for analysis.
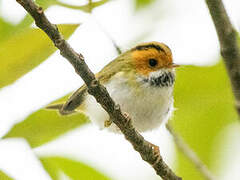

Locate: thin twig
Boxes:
[108,35,122,55]
[205,0,240,117]
[96,21,122,55]
[15,0,181,179]
[89,0,93,13]
[166,124,217,180]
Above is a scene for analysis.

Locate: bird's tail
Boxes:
[46,103,75,115]
[46,103,63,110]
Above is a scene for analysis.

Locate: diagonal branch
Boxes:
[205,0,240,117]
[166,124,217,180]
[15,0,181,179]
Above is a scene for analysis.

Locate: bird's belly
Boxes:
[84,77,173,132]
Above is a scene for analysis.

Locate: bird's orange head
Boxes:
[130,42,178,76]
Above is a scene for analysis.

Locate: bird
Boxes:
[47,41,179,132]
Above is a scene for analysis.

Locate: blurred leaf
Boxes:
[0,24,79,88]
[35,0,58,9]
[0,18,15,41]
[173,62,238,179]
[14,14,34,31]
[15,0,62,31]
[40,156,110,180]
[135,0,155,9]
[55,0,109,13]
[0,170,13,180]
[3,92,90,148]
[0,0,58,41]
[3,107,89,148]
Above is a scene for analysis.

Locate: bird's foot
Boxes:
[104,119,112,127]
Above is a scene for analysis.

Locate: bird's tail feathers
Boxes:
[46,103,76,115]
[46,103,63,110]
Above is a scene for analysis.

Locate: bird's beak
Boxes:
[169,63,180,68]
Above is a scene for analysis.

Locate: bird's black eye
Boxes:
[148,58,158,67]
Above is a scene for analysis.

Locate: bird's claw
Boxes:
[104,119,112,127]
[149,143,161,167]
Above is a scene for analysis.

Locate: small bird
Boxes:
[47,42,179,132]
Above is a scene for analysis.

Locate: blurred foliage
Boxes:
[0,0,76,36]
[14,15,34,32]
[0,18,15,41]
[55,0,110,13]
[4,108,89,148]
[0,0,110,89]
[13,0,110,32]
[135,0,156,9]
[35,0,109,13]
[35,0,59,9]
[173,62,238,180]
[0,24,79,88]
[40,156,110,180]
[1,0,239,179]
[0,171,13,180]
[4,94,89,148]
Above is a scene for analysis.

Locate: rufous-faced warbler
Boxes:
[47,41,179,132]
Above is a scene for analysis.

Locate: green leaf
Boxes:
[0,0,58,41]
[135,0,155,9]
[14,14,35,32]
[15,0,61,31]
[40,156,110,180]
[55,0,109,13]
[0,170,13,180]
[35,0,58,9]
[3,107,89,148]
[0,24,79,88]
[173,62,238,179]
[0,18,15,41]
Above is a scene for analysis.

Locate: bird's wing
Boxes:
[46,67,118,115]
[96,53,130,83]
[46,54,129,115]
